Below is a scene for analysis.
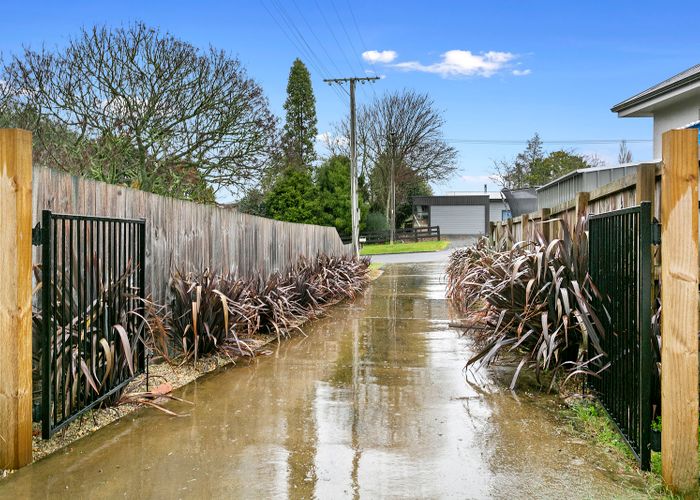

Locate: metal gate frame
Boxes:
[588,201,653,470]
[38,210,146,438]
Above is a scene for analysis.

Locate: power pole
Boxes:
[324,76,380,258]
[389,130,397,245]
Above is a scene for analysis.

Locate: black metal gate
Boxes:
[588,201,653,469]
[38,210,146,438]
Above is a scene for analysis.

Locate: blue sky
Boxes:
[1,1,697,195]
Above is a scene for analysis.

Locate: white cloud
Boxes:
[460,175,492,183]
[316,131,348,148]
[512,69,531,76]
[362,50,397,64]
[394,50,516,78]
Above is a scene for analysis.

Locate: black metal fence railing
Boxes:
[39,210,146,438]
[588,201,653,470]
[341,225,441,245]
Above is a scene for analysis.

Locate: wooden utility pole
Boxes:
[660,128,698,493]
[389,130,397,245]
[324,77,380,257]
[0,129,33,469]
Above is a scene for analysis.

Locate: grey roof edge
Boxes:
[535,161,661,192]
[611,64,700,113]
[412,195,489,206]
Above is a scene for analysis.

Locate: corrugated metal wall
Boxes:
[537,165,640,209]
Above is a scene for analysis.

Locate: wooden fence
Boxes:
[341,225,441,245]
[31,166,351,304]
[489,161,661,246]
[488,132,700,493]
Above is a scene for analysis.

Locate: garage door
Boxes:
[431,205,485,235]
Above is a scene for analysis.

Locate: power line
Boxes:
[329,1,368,76]
[262,0,347,106]
[328,0,373,102]
[289,0,345,77]
[445,139,652,145]
[324,76,380,258]
[344,0,379,101]
[313,0,358,79]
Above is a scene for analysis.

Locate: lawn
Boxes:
[360,240,450,255]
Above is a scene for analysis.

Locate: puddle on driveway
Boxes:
[0,263,646,499]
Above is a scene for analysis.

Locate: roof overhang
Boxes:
[612,70,700,117]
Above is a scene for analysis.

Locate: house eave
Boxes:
[612,73,700,116]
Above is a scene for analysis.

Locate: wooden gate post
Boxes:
[575,191,590,225]
[521,213,529,242]
[540,208,551,242]
[660,128,698,493]
[0,129,33,469]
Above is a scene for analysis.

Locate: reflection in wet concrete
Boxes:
[0,263,646,499]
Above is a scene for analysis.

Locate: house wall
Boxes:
[412,195,490,234]
[653,95,700,158]
[489,199,508,221]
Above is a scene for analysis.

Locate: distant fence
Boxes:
[32,166,351,304]
[342,225,441,245]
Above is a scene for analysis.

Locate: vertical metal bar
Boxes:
[639,201,652,470]
[41,210,52,439]
[76,219,83,408]
[60,218,66,426]
[52,215,58,432]
[94,219,101,388]
[139,220,146,372]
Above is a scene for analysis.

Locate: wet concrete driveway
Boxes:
[0,263,646,499]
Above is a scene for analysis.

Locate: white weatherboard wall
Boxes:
[653,95,700,158]
[489,200,508,222]
[431,205,485,235]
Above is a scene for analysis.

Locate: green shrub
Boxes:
[365,211,389,232]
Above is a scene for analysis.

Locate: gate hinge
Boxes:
[32,222,43,246]
[651,219,661,245]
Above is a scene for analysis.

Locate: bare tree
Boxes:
[330,89,458,217]
[618,140,633,164]
[4,22,277,201]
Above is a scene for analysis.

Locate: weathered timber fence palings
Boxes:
[1,128,351,469]
[31,166,351,304]
[490,162,659,244]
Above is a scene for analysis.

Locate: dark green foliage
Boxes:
[168,255,371,360]
[237,187,267,216]
[365,212,389,232]
[3,22,276,202]
[446,218,606,391]
[396,178,432,228]
[264,168,321,223]
[494,133,603,189]
[282,58,318,167]
[316,156,352,234]
[316,155,369,234]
